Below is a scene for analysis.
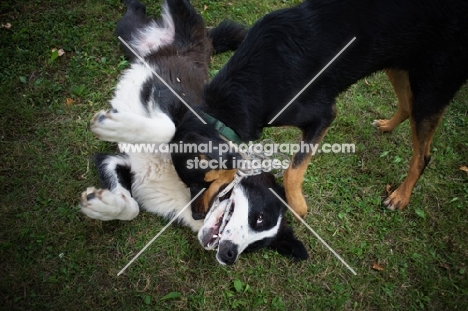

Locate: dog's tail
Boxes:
[209,20,248,54]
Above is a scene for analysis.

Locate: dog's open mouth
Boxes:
[203,198,235,250]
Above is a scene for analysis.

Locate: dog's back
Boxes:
[213,0,468,110]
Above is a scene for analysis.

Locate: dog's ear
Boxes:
[189,184,208,220]
[266,182,308,261]
[269,225,309,262]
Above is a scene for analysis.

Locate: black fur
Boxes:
[241,174,308,261]
[203,0,468,137]
[190,0,468,211]
[88,0,308,263]
[93,153,132,192]
[208,20,248,54]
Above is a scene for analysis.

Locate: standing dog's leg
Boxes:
[373,69,412,132]
[383,110,445,210]
[383,60,467,210]
[283,109,336,218]
[283,151,314,218]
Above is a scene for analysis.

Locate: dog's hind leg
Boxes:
[383,61,468,210]
[166,0,206,46]
[80,154,140,220]
[383,110,445,210]
[117,0,176,58]
[372,69,412,133]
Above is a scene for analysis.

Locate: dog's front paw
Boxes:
[91,109,129,142]
[90,109,175,143]
[80,187,139,220]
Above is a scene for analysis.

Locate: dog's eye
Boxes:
[256,213,264,225]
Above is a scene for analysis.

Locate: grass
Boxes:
[1,0,467,310]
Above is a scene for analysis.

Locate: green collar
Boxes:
[200,111,243,144]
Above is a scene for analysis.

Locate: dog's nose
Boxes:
[192,211,205,220]
[217,241,238,265]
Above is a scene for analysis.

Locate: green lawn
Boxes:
[1,0,467,310]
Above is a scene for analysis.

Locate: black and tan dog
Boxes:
[188,0,468,217]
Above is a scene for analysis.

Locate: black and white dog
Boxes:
[80,0,308,265]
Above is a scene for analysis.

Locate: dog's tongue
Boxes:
[201,227,219,249]
[201,199,232,250]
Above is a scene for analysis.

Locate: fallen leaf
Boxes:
[1,23,11,29]
[203,4,208,11]
[372,263,385,271]
[52,48,65,57]
[460,166,468,174]
[385,184,392,196]
[66,98,74,106]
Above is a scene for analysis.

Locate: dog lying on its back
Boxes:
[80,0,308,266]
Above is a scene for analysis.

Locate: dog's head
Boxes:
[198,172,308,265]
[171,124,308,265]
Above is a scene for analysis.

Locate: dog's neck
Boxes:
[198,111,243,144]
[202,77,264,142]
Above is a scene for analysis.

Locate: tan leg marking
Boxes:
[383,112,445,210]
[283,153,313,218]
[373,69,412,132]
[284,127,330,218]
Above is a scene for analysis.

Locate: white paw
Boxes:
[90,109,175,144]
[91,109,132,143]
[80,187,139,221]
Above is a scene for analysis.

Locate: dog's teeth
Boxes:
[213,234,218,238]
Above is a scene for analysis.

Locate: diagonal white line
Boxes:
[268,188,357,275]
[268,37,356,124]
[117,188,206,276]
[118,36,207,124]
